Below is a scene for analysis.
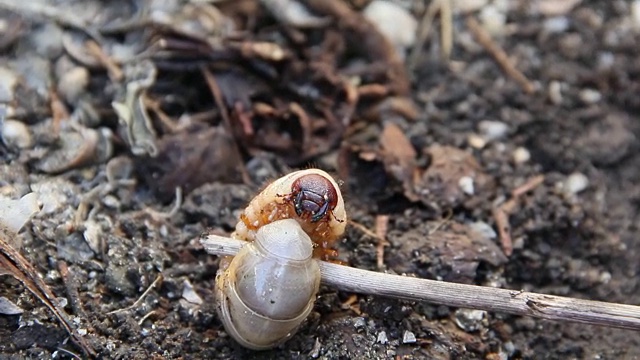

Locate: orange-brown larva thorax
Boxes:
[234,169,346,259]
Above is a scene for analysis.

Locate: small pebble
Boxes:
[402,330,416,344]
[182,279,203,305]
[564,172,589,194]
[454,309,487,332]
[548,81,563,105]
[503,341,516,355]
[543,16,570,33]
[56,297,68,308]
[479,5,507,36]
[31,22,64,58]
[363,0,417,58]
[597,52,615,71]
[478,120,509,141]
[579,89,602,104]
[102,195,120,209]
[377,331,389,344]
[353,317,367,329]
[0,296,23,315]
[1,119,34,149]
[469,221,497,239]
[512,236,525,250]
[467,133,487,149]
[58,66,90,104]
[632,0,640,31]
[512,147,531,164]
[459,176,475,195]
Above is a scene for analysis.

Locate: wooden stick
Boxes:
[201,234,640,331]
[465,16,536,94]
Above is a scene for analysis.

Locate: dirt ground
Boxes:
[1,0,639,359]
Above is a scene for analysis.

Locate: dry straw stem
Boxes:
[201,234,640,331]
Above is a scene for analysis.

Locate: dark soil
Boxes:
[1,1,639,359]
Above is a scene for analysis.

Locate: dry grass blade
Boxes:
[201,234,640,331]
[0,227,96,357]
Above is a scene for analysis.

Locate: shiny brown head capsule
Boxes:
[290,174,338,222]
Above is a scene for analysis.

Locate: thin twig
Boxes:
[407,0,441,73]
[374,215,389,270]
[201,234,640,331]
[465,16,536,94]
[107,274,163,315]
[492,206,513,256]
[85,40,124,82]
[439,0,453,60]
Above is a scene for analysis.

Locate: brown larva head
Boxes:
[290,173,339,223]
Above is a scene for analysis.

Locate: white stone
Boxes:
[58,66,89,104]
[543,17,570,33]
[182,279,203,305]
[631,0,640,31]
[478,120,509,141]
[467,133,487,149]
[512,147,531,164]
[459,176,475,195]
[1,119,33,149]
[579,89,602,104]
[377,331,389,344]
[363,0,417,58]
[564,172,589,194]
[479,5,507,36]
[469,221,497,239]
[402,330,416,344]
[548,81,563,105]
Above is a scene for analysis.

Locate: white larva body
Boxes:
[215,219,320,350]
[214,169,348,350]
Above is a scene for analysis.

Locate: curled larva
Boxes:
[232,169,346,258]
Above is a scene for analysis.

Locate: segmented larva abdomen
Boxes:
[232,169,346,257]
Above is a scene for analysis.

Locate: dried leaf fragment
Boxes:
[379,122,418,201]
[0,193,40,233]
[112,60,159,157]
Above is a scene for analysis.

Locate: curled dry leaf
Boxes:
[379,122,418,201]
[112,60,159,157]
[34,125,113,174]
[0,192,39,234]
